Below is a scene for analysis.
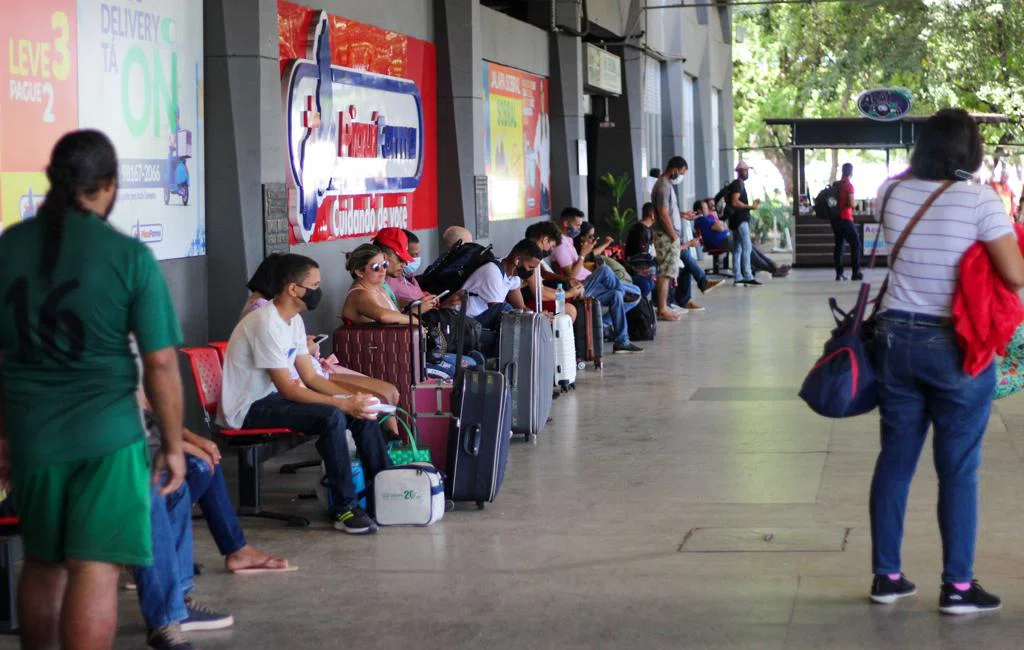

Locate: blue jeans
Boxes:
[243,393,391,515]
[622,282,642,314]
[584,264,630,346]
[732,222,754,281]
[186,455,246,557]
[675,251,708,306]
[870,311,995,583]
[135,481,192,630]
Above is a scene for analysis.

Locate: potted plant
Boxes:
[599,172,636,243]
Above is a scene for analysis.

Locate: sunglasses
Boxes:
[369,261,390,272]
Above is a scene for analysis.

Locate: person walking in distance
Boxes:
[833,163,863,281]
[0,130,187,649]
[727,161,761,287]
[868,109,1024,614]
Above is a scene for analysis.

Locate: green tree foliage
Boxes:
[734,0,1024,191]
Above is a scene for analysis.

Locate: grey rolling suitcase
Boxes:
[498,311,555,440]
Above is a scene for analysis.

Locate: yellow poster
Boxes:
[486,73,525,221]
[0,172,48,232]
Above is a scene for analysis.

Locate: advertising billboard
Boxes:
[0,0,206,260]
[278,1,438,244]
[482,61,550,221]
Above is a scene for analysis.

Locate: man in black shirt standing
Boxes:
[727,160,762,286]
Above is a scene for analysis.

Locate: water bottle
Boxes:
[554,284,565,315]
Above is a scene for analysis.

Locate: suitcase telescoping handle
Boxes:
[451,289,471,420]
[405,299,428,385]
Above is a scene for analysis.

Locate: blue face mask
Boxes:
[567,226,582,238]
[404,256,422,274]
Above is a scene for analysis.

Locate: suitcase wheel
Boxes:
[594,360,604,369]
[576,361,586,371]
[445,499,455,512]
[476,500,485,510]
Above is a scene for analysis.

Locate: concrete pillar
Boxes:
[203,0,279,341]
[548,32,587,215]
[434,0,485,239]
[661,59,685,179]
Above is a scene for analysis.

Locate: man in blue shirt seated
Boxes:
[693,199,790,278]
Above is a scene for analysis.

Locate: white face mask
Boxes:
[670,175,684,186]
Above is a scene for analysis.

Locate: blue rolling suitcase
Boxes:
[446,293,513,508]
[446,368,512,508]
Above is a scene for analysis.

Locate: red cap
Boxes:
[372,228,413,262]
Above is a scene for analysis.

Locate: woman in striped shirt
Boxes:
[868,109,1024,614]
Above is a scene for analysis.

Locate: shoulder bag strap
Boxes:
[873,179,955,308]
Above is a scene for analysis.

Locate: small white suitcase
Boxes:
[552,312,576,391]
[374,463,445,526]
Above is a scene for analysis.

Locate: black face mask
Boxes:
[300,286,323,311]
[516,266,534,280]
[539,249,551,260]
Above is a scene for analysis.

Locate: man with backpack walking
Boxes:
[832,163,862,281]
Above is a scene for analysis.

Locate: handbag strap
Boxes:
[873,179,955,308]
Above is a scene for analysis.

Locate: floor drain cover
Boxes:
[679,527,850,553]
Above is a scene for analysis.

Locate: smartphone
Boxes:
[434,289,451,300]
[312,334,328,345]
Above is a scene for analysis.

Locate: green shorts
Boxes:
[12,440,152,566]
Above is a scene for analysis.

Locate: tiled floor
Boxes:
[9,265,1024,649]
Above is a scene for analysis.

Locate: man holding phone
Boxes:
[218,254,391,535]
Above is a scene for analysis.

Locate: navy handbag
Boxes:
[799,283,878,418]
[799,179,952,419]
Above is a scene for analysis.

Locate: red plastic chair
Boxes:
[209,341,228,364]
[180,346,309,527]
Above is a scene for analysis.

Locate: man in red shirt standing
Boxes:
[833,162,863,281]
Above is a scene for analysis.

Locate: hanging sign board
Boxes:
[585,44,621,96]
[856,88,912,122]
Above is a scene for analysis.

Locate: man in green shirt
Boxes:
[0,130,186,650]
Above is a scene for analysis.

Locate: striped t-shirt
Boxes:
[877,178,1013,318]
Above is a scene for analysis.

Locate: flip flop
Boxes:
[228,558,298,575]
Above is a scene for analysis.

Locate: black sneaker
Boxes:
[869,574,917,604]
[851,272,864,281]
[746,279,763,286]
[613,342,644,354]
[939,581,1001,615]
[333,506,379,534]
[181,596,234,631]
[148,624,195,650]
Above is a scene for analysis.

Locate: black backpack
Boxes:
[716,183,733,219]
[417,242,495,295]
[813,182,841,220]
[627,296,657,342]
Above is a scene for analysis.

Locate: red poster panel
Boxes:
[521,73,550,218]
[0,0,78,233]
[278,1,437,244]
[0,0,78,174]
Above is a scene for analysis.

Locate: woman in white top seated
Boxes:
[868,108,1024,613]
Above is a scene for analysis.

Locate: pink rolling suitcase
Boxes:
[413,380,453,474]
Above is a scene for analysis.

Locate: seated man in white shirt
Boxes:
[217,254,391,535]
[461,239,543,333]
